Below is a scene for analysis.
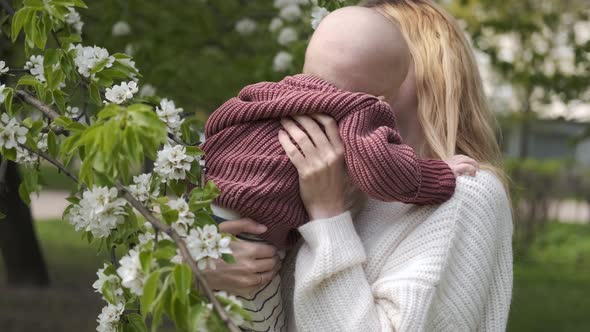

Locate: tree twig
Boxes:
[16,93,240,332]
[15,90,61,120]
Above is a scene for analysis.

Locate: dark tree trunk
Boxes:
[0,159,50,287]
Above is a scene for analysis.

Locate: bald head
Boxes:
[304,7,410,101]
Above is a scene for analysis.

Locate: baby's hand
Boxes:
[444,154,479,177]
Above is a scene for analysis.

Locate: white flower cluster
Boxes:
[112,21,131,37]
[71,44,115,79]
[128,173,160,204]
[96,302,124,332]
[277,27,298,46]
[311,6,330,30]
[0,113,28,150]
[172,225,232,270]
[0,60,9,76]
[24,55,46,82]
[168,198,195,236]
[156,98,184,135]
[235,18,257,36]
[139,84,156,97]
[216,291,245,326]
[273,51,294,72]
[93,263,124,302]
[68,186,127,238]
[153,144,195,182]
[104,81,138,104]
[116,248,146,296]
[65,7,84,34]
[65,105,81,118]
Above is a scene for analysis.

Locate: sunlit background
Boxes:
[0,0,589,331]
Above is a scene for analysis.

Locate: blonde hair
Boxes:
[362,0,507,186]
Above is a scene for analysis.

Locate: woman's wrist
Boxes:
[307,203,346,221]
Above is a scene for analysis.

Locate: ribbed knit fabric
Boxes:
[202,74,456,248]
[278,171,513,332]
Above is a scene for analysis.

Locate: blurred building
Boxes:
[501,118,590,165]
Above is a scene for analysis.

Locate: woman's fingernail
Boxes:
[257,224,267,232]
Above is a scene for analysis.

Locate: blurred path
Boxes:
[28,191,590,224]
[30,191,70,220]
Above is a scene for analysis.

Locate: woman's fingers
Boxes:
[280,118,319,159]
[310,113,344,153]
[291,115,331,153]
[253,256,281,273]
[278,129,306,168]
[218,218,267,235]
[454,163,477,176]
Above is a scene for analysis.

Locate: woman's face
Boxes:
[390,60,418,117]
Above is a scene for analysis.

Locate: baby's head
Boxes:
[303,6,410,106]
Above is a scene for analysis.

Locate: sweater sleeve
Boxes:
[292,172,513,332]
[339,103,456,204]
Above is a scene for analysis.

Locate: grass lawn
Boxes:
[1,220,589,331]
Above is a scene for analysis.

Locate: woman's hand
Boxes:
[278,114,348,220]
[202,218,281,298]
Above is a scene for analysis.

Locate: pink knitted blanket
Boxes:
[201,74,455,248]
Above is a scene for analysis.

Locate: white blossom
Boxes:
[273,51,293,72]
[173,225,232,270]
[274,0,307,9]
[125,44,135,57]
[280,4,302,22]
[92,263,123,302]
[216,291,245,326]
[71,44,115,79]
[154,144,195,182]
[235,18,257,36]
[574,20,590,45]
[67,186,127,238]
[168,198,195,236]
[0,61,9,75]
[116,248,146,296]
[277,27,298,46]
[112,21,131,37]
[128,173,159,204]
[156,98,184,134]
[137,231,155,246]
[269,17,284,32]
[139,84,156,97]
[311,6,330,30]
[65,105,81,118]
[104,81,137,104]
[65,7,84,34]
[15,146,37,165]
[96,302,124,332]
[37,133,48,152]
[24,55,46,82]
[0,113,28,150]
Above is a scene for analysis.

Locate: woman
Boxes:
[204,0,513,331]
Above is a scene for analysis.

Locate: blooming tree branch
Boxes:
[12,91,241,332]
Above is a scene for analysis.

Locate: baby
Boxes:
[201,7,476,331]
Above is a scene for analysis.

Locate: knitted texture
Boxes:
[279,171,513,332]
[201,74,456,248]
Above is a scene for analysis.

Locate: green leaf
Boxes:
[139,251,153,272]
[171,296,189,332]
[0,211,6,220]
[18,182,31,205]
[47,130,58,157]
[140,271,161,317]
[222,253,236,264]
[17,75,42,87]
[3,88,13,115]
[89,82,102,106]
[11,8,32,42]
[122,313,147,332]
[173,264,192,302]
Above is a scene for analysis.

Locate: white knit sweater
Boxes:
[279,171,513,332]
